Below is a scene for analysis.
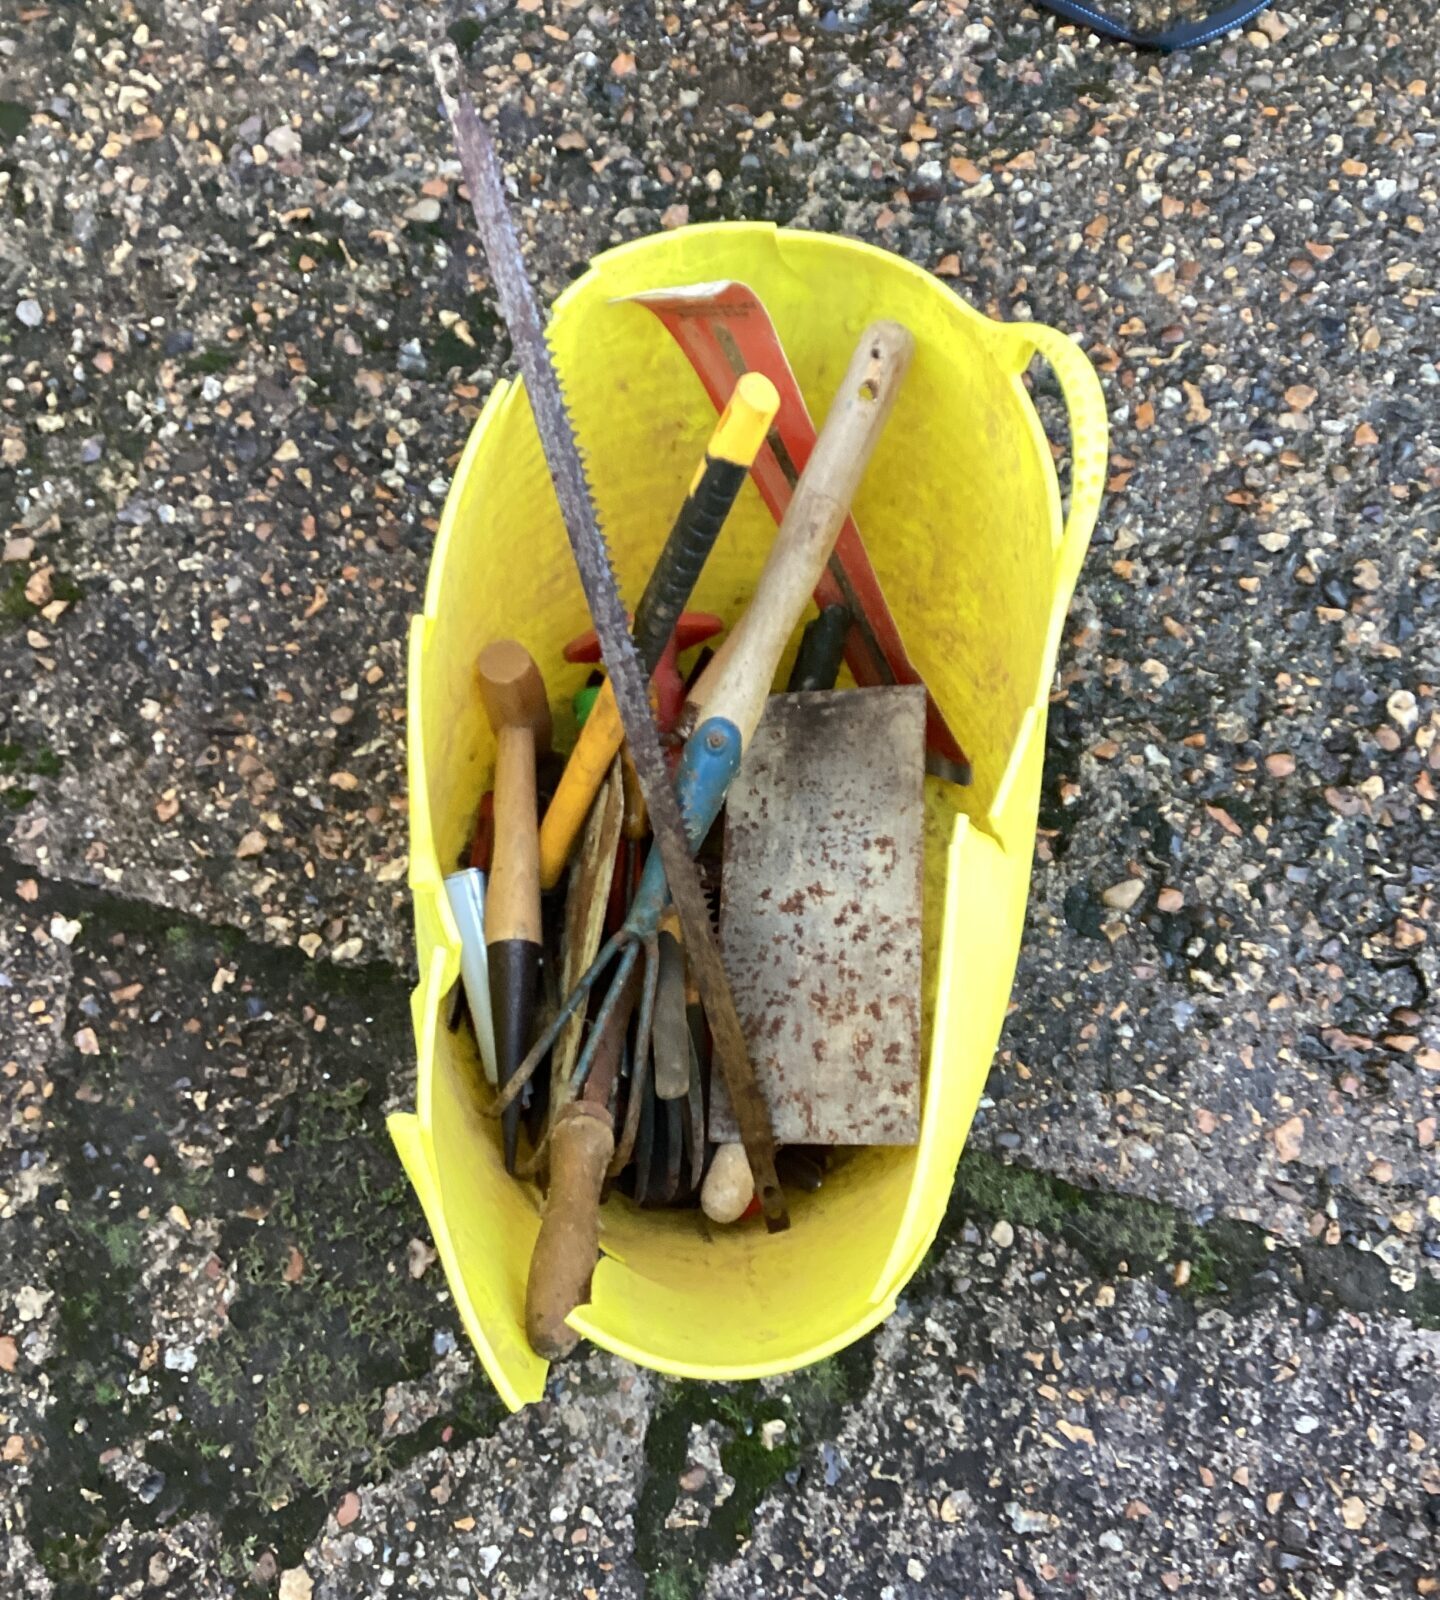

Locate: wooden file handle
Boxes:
[524,955,639,1358]
[525,1104,613,1359]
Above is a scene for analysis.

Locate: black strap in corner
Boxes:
[1034,0,1273,50]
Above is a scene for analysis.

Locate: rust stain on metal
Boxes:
[711,686,925,1145]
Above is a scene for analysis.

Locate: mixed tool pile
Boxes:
[432,48,962,1361]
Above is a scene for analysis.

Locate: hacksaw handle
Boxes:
[631,373,778,668]
[537,375,777,891]
[692,321,914,746]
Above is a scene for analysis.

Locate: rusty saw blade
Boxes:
[430,45,788,1232]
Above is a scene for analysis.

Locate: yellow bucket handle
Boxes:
[990,320,1109,609]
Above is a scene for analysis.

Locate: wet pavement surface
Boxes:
[1,2,1437,1596]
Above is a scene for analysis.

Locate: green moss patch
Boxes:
[635,1346,872,1600]
[23,900,500,1598]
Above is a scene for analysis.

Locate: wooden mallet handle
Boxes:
[477,641,552,946]
[478,640,551,1173]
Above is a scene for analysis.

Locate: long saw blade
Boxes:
[431,45,788,1232]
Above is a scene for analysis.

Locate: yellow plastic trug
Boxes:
[390,223,1108,1410]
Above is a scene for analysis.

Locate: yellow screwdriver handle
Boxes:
[540,684,625,888]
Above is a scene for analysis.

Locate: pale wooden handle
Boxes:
[485,725,541,945]
[619,743,648,840]
[698,321,914,744]
[680,624,738,725]
[525,1106,613,1359]
[477,639,552,744]
[701,1141,755,1224]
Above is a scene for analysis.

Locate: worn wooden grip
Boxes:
[552,761,625,1109]
[619,743,648,840]
[485,726,542,945]
[478,641,550,946]
[477,640,552,743]
[525,1105,614,1359]
[693,321,914,745]
[701,1142,755,1224]
[538,682,623,890]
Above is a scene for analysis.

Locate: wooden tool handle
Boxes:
[478,641,550,945]
[539,683,623,890]
[678,624,738,726]
[552,759,625,1110]
[485,725,542,945]
[652,914,690,1101]
[619,743,648,840]
[701,1141,756,1224]
[693,322,914,745]
[525,1104,614,1359]
[537,378,776,889]
[477,640,552,745]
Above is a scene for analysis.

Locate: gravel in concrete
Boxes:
[706,1223,1440,1599]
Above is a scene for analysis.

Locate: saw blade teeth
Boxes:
[546,335,612,554]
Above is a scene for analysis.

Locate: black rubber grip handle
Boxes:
[786,603,852,693]
[488,938,540,1174]
[632,457,748,672]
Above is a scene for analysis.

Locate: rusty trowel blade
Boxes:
[713,686,925,1146]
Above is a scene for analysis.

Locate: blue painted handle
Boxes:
[624,718,743,936]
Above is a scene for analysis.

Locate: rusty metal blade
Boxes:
[652,923,690,1101]
[713,687,926,1145]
